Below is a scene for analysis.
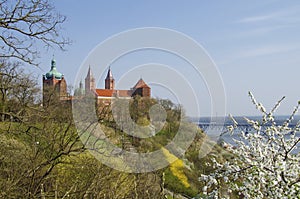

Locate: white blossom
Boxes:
[201,94,300,198]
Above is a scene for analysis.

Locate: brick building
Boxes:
[42,59,68,104]
[85,67,151,103]
[43,59,151,105]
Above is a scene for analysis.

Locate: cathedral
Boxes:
[43,58,151,105]
[84,66,151,101]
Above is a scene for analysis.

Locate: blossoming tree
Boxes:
[200,92,300,198]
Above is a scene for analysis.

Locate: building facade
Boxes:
[42,59,151,105]
[42,59,68,104]
[85,67,151,102]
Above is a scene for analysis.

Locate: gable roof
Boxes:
[95,89,114,97]
[95,89,132,98]
[133,78,150,89]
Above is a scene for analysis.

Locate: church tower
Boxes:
[42,58,67,104]
[105,67,114,90]
[85,66,95,94]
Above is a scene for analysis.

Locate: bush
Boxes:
[201,92,300,198]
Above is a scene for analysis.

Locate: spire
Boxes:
[85,65,95,92]
[86,65,92,78]
[105,66,114,90]
[86,65,95,81]
[105,66,113,80]
[51,57,56,69]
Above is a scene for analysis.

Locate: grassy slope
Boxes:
[0,120,231,198]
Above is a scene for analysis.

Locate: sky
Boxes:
[36,0,300,117]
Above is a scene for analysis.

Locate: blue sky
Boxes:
[37,0,300,117]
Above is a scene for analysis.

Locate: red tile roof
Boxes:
[95,78,149,98]
[95,89,132,97]
[133,78,150,89]
[95,89,114,97]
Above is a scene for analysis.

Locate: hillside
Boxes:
[0,94,233,198]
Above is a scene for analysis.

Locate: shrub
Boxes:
[201,92,300,198]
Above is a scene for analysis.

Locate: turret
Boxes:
[105,67,114,90]
[85,66,95,93]
[42,57,67,104]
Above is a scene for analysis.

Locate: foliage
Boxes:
[0,111,83,198]
[0,60,39,121]
[201,92,300,198]
[0,61,84,197]
[0,60,233,198]
[0,133,32,198]
[161,147,200,197]
[162,147,190,188]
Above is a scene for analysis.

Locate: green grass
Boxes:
[0,118,233,198]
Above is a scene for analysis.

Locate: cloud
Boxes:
[239,44,299,58]
[218,44,300,66]
[237,13,279,23]
[236,5,300,24]
[236,24,294,39]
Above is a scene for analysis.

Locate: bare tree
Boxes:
[0,59,40,121]
[0,0,70,65]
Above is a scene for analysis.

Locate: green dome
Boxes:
[45,59,63,80]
